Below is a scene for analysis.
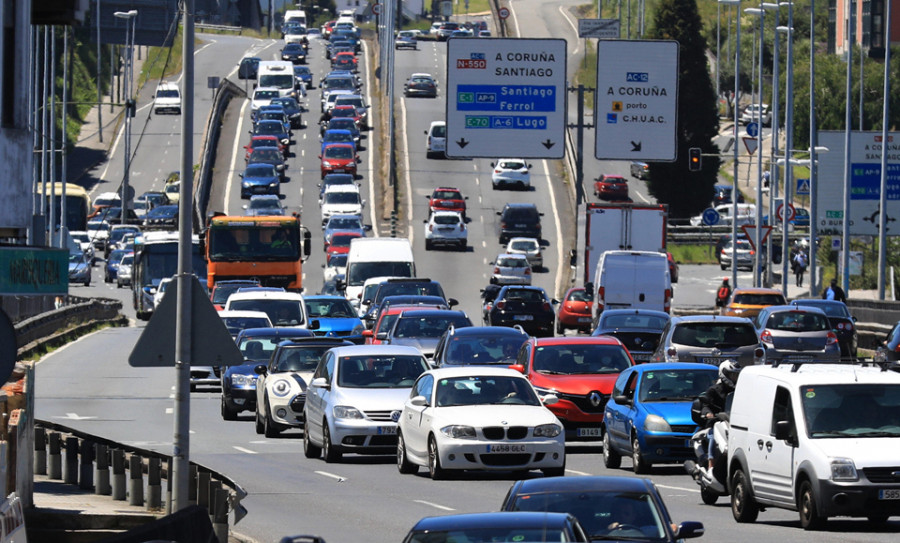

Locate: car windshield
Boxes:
[670,323,759,347]
[329,119,357,131]
[765,311,829,332]
[222,317,270,336]
[249,199,281,211]
[336,355,427,388]
[507,491,665,540]
[255,124,283,136]
[393,315,470,338]
[324,146,354,159]
[435,375,540,407]
[533,345,632,375]
[326,254,348,267]
[732,293,786,306]
[254,90,279,100]
[245,164,276,177]
[238,337,281,362]
[69,253,85,264]
[212,282,259,305]
[250,149,282,162]
[324,192,360,204]
[325,132,353,144]
[273,346,331,373]
[327,216,362,229]
[444,335,527,365]
[802,384,900,438]
[305,298,356,318]
[638,368,717,402]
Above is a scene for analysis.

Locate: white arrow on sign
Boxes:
[742,136,758,155]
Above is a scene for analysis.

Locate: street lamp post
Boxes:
[114,9,137,225]
[720,0,742,287]
[777,6,794,295]
[841,0,854,296]
[746,6,765,287]
[762,2,781,287]
[808,0,819,295]
[96,0,102,143]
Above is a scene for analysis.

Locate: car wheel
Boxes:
[602,430,621,469]
[428,435,446,480]
[542,460,565,478]
[221,397,238,421]
[263,400,281,438]
[631,435,651,474]
[556,319,564,335]
[254,405,264,435]
[303,419,321,458]
[700,487,719,505]
[730,469,759,523]
[104,274,111,284]
[425,239,432,250]
[397,432,418,474]
[799,480,826,530]
[322,421,342,463]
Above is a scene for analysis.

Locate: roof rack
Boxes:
[777,357,900,373]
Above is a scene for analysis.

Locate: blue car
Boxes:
[221,327,313,419]
[251,119,291,146]
[104,248,128,283]
[324,117,360,142]
[293,65,314,89]
[304,295,365,337]
[320,129,356,155]
[603,362,719,473]
[270,96,303,127]
[240,163,281,198]
[763,206,811,227]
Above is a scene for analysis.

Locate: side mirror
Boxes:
[410,395,428,407]
[490,162,496,167]
[541,394,559,406]
[774,420,794,443]
[509,364,525,374]
[375,332,388,341]
[675,521,705,539]
[613,394,629,405]
[254,364,267,375]
[447,298,459,308]
[310,377,329,389]
[308,319,320,330]
[242,204,248,210]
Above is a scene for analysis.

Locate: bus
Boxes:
[205,215,311,291]
[132,231,208,320]
[257,60,297,98]
[38,183,91,232]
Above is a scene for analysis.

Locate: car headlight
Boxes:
[242,181,251,187]
[534,423,562,437]
[333,405,363,419]
[831,457,859,481]
[269,181,279,187]
[272,379,291,397]
[440,425,476,439]
[534,386,558,396]
[351,323,365,335]
[322,161,332,167]
[231,374,256,388]
[281,138,290,144]
[644,414,672,432]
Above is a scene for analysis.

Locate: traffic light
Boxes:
[688,147,702,171]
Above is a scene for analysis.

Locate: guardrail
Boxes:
[16,297,126,359]
[195,23,242,35]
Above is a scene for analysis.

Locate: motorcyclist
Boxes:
[692,360,740,480]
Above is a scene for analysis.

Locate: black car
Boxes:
[281,42,307,64]
[432,325,530,367]
[480,284,503,324]
[497,203,543,244]
[487,285,558,338]
[247,147,287,179]
[143,204,179,229]
[500,476,704,542]
[270,96,304,128]
[592,309,671,363]
[365,294,454,330]
[221,327,313,420]
[293,65,314,89]
[238,56,260,79]
[364,278,455,327]
[790,299,859,358]
[403,512,590,543]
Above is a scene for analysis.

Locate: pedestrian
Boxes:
[792,251,808,287]
[822,279,847,303]
[715,278,732,309]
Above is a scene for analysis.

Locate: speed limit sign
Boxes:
[372,3,382,15]
[498,7,510,19]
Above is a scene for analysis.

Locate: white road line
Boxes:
[413,500,456,511]
[363,40,378,237]
[165,407,173,414]
[233,446,257,455]
[655,483,699,494]
[544,159,565,296]
[510,0,522,37]
[400,92,414,244]
[315,470,346,481]
[566,469,591,476]
[224,99,250,213]
[557,6,580,55]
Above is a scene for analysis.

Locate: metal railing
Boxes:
[195,23,242,34]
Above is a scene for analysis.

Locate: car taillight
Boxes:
[760,329,773,343]
[826,331,838,345]
[493,267,500,274]
[459,223,465,231]
[598,286,605,301]
[666,347,677,359]
[524,268,531,275]
[496,301,506,310]
[836,322,853,331]
[664,288,672,313]
[542,302,551,311]
[429,224,434,232]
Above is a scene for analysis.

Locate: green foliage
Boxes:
[669,243,719,264]
[646,0,721,219]
[818,236,900,293]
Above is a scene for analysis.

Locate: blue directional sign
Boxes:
[746,122,759,138]
[702,208,720,226]
[446,38,567,158]
[796,178,810,195]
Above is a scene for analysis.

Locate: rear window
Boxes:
[671,323,759,348]
[504,207,539,221]
[431,124,446,138]
[765,312,829,332]
[600,313,666,330]
[732,293,785,305]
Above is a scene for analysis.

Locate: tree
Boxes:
[646,0,721,218]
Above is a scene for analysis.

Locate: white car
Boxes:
[396,366,565,479]
[153,81,182,115]
[224,290,308,328]
[491,158,532,190]
[153,276,175,309]
[251,87,281,118]
[506,237,542,271]
[320,184,364,225]
[116,253,134,288]
[218,310,272,339]
[740,103,771,126]
[490,253,532,285]
[424,211,467,251]
[68,230,95,263]
[303,344,430,462]
[86,219,111,251]
[323,253,348,283]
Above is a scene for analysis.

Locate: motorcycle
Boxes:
[684,399,730,505]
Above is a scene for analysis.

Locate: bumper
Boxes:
[492,275,531,285]
[816,479,900,518]
[427,235,467,246]
[223,386,257,412]
[559,313,592,329]
[190,366,219,387]
[332,419,400,453]
[436,438,565,471]
[493,176,530,187]
[638,433,696,463]
[268,393,306,427]
[492,315,554,336]
[763,347,842,364]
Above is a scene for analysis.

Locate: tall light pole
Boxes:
[96,0,102,143]
[716,2,721,106]
[114,9,137,225]
[762,2,781,287]
[841,0,854,296]
[808,0,819,295]
[877,0,892,299]
[777,6,794,295]
[720,0,742,287]
[746,6,765,286]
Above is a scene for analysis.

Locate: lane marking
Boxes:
[315,470,347,481]
[655,483,699,494]
[543,159,565,296]
[400,92,414,244]
[224,99,250,213]
[362,40,378,236]
[414,500,455,511]
[233,446,257,455]
[557,6,580,55]
[566,469,591,476]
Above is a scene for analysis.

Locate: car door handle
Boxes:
[765,441,773,452]
[757,439,764,450]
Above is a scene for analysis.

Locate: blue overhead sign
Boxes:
[456,85,557,112]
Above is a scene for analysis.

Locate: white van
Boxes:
[257,60,296,98]
[590,250,671,326]
[727,363,900,529]
[154,81,181,115]
[283,9,307,27]
[340,238,415,306]
[424,121,446,159]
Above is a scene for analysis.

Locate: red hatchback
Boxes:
[325,232,361,256]
[329,105,361,127]
[319,143,358,179]
[511,336,634,441]
[556,287,594,334]
[244,135,286,159]
[593,174,629,201]
[428,187,467,218]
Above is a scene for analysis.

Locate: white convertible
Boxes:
[397,367,566,479]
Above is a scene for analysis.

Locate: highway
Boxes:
[41,5,898,543]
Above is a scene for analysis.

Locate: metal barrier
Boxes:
[195,23,242,34]
[15,297,126,359]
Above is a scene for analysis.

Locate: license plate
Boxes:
[578,317,592,323]
[632,354,650,361]
[786,356,813,363]
[377,426,397,435]
[701,357,721,364]
[515,224,528,228]
[333,169,345,172]
[513,315,533,321]
[487,444,528,453]
[577,428,601,437]
[879,489,900,500]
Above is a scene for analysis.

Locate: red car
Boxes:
[332,51,358,70]
[428,187,467,218]
[325,232,361,256]
[244,135,286,160]
[329,105,362,126]
[593,174,629,201]
[511,336,634,441]
[556,287,594,334]
[319,143,359,179]
[322,20,336,38]
[667,252,679,283]
[362,304,416,345]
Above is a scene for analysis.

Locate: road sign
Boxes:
[742,136,758,155]
[741,224,774,251]
[796,177,810,195]
[372,3,382,15]
[578,18,620,39]
[595,40,679,161]
[498,6,510,19]
[207,76,220,89]
[445,38,567,158]
[701,207,720,226]
[776,202,796,222]
[832,237,842,250]
[441,1,453,17]
[746,122,759,137]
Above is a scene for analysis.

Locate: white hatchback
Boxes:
[396,366,565,479]
[424,211,467,251]
[490,253,532,285]
[491,158,532,190]
[320,184,364,224]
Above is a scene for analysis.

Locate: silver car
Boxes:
[719,239,754,271]
[505,237,542,270]
[752,305,841,364]
[650,315,763,367]
[490,253,532,285]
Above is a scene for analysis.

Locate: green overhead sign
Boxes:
[0,247,68,295]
